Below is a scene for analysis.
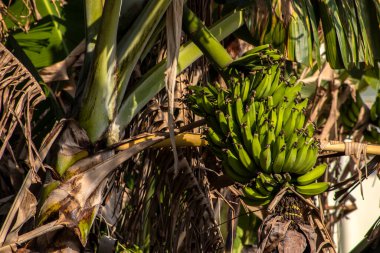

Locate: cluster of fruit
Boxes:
[186,45,329,205]
[340,93,366,130]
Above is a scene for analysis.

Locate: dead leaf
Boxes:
[4,190,37,244]
[38,41,85,83]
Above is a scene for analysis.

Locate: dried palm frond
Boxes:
[0,41,45,248]
[0,42,44,199]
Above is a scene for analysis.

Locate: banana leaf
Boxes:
[5,0,84,68]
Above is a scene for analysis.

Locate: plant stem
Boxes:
[79,0,122,143]
[182,5,233,69]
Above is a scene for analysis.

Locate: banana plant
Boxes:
[1,0,380,252]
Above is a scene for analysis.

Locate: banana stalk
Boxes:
[182,5,233,69]
[121,132,380,156]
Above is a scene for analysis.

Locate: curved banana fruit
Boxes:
[241,196,271,206]
[281,143,298,173]
[225,149,252,178]
[295,182,330,196]
[221,161,250,184]
[243,186,271,200]
[296,163,327,186]
[206,128,224,147]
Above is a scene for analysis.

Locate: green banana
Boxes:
[258,120,269,143]
[225,149,252,178]
[233,143,255,173]
[297,131,310,148]
[286,131,299,151]
[283,82,302,107]
[341,111,356,129]
[273,173,284,184]
[233,80,241,99]
[297,143,319,174]
[267,66,282,96]
[217,110,229,135]
[217,89,226,111]
[258,173,277,187]
[243,186,270,200]
[241,77,250,104]
[262,65,278,98]
[295,182,330,196]
[292,142,311,174]
[274,105,285,136]
[283,100,295,120]
[347,107,358,123]
[272,145,286,173]
[246,97,257,130]
[251,133,262,167]
[241,196,271,206]
[235,97,245,125]
[283,109,297,138]
[227,114,242,143]
[221,161,250,184]
[202,94,214,115]
[205,83,219,97]
[350,101,361,118]
[272,131,285,158]
[250,71,265,91]
[254,76,268,99]
[206,127,224,147]
[227,99,235,121]
[263,125,275,148]
[254,178,272,196]
[260,144,272,173]
[268,107,277,129]
[295,110,306,130]
[281,142,298,173]
[241,121,254,157]
[272,81,287,106]
[295,98,309,111]
[256,102,265,130]
[296,163,328,186]
[257,174,276,193]
[267,96,274,109]
[305,122,315,138]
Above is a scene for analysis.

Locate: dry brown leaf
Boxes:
[278,229,308,253]
[4,190,37,245]
[38,41,85,83]
[39,134,167,245]
[0,42,45,247]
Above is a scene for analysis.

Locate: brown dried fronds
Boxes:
[0,42,45,198]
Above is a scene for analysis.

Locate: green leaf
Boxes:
[8,0,84,68]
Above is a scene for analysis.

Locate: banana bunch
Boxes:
[340,93,366,130]
[365,91,380,143]
[186,45,329,202]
